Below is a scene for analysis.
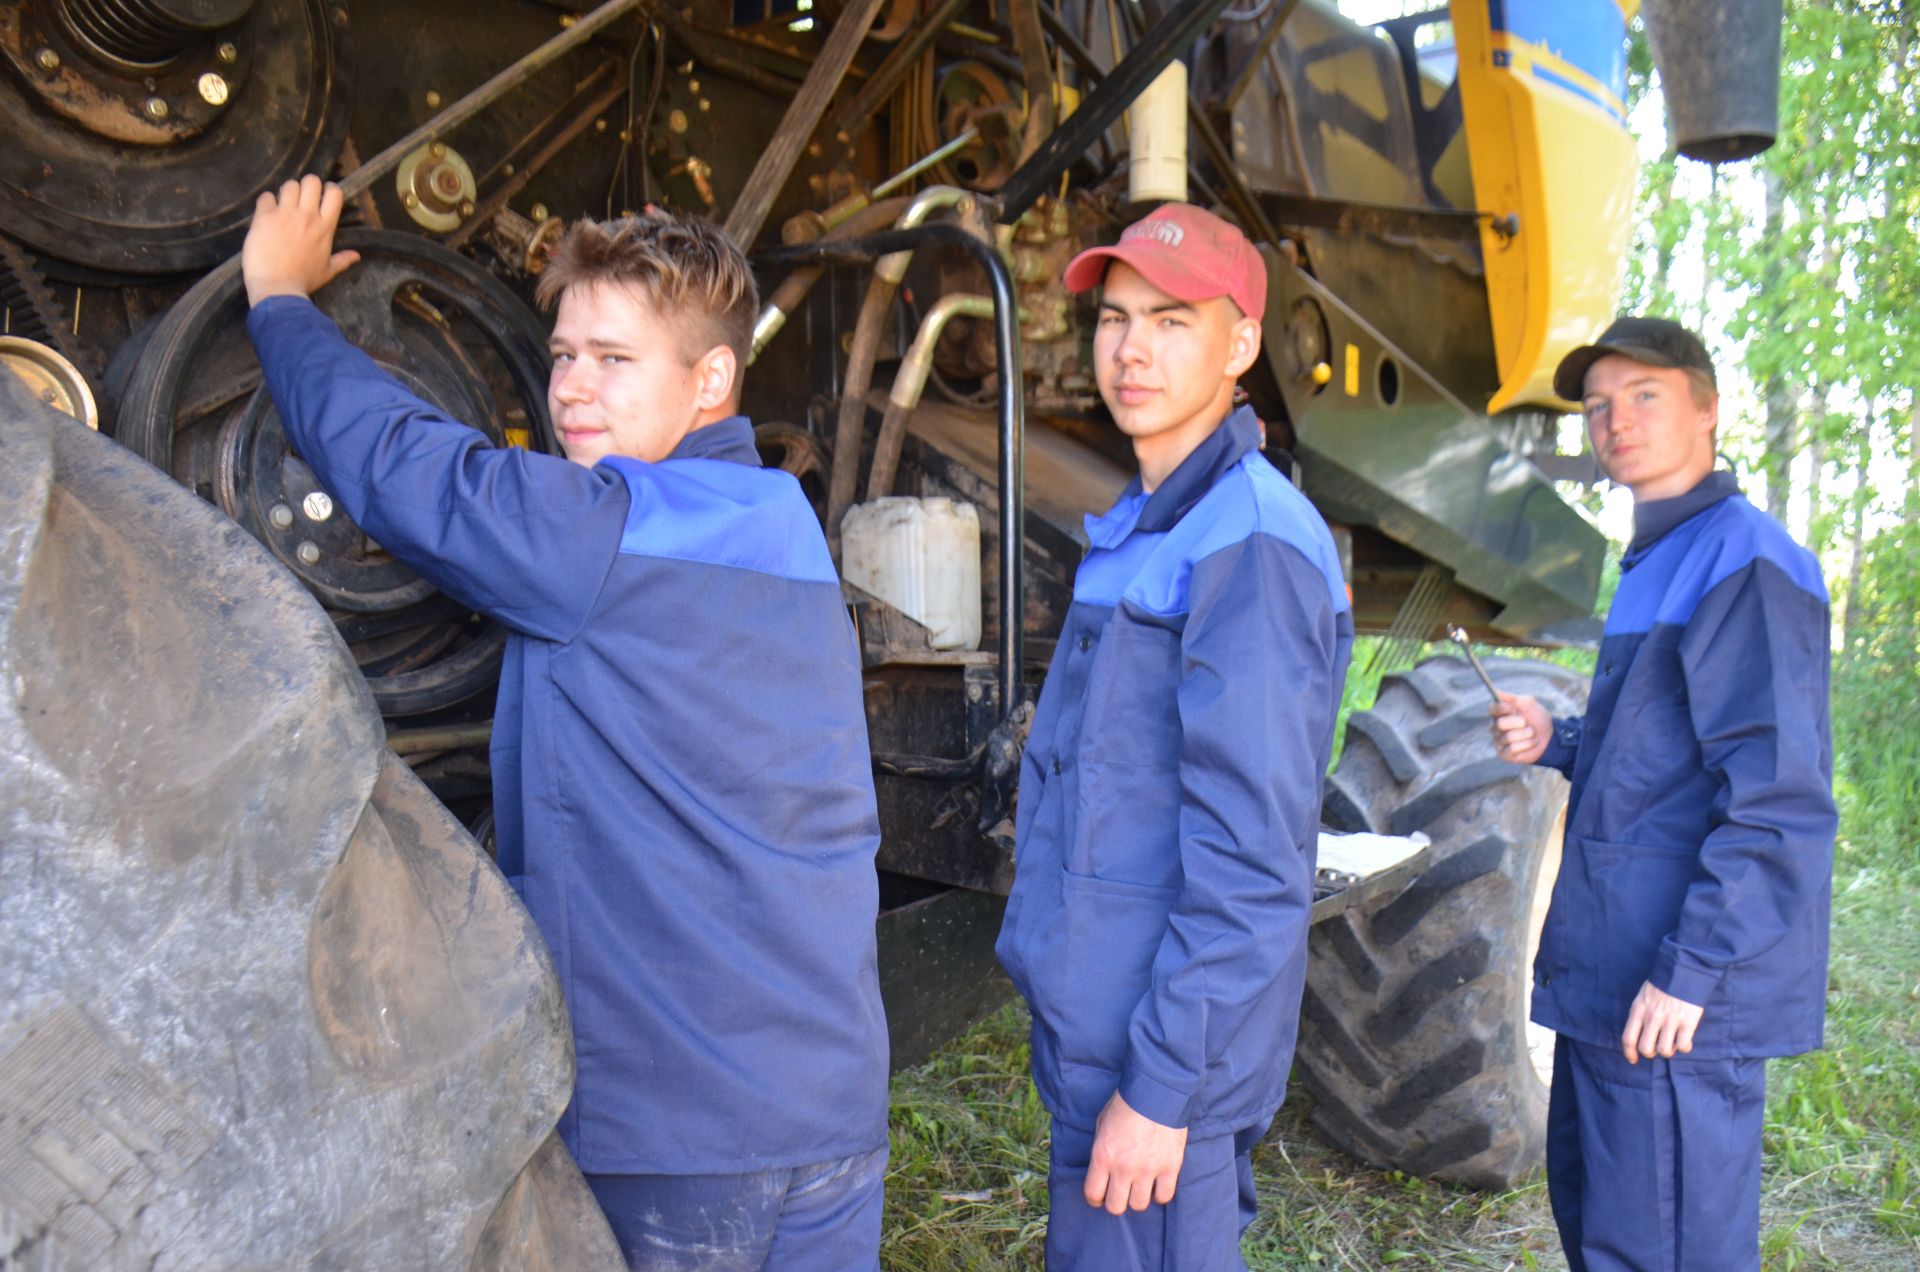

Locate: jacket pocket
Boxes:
[1568,835,1698,991]
[1052,870,1178,1072]
[1072,758,1183,887]
[1077,619,1182,771]
[1071,619,1184,885]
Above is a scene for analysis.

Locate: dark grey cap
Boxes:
[1553,316,1716,402]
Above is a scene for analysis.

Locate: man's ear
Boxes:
[1696,391,1720,453]
[691,344,739,412]
[1225,317,1262,380]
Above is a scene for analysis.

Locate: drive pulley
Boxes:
[0,0,348,274]
[114,230,557,716]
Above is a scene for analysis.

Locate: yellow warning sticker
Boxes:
[1344,344,1360,397]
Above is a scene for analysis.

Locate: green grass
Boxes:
[880,642,1920,1270]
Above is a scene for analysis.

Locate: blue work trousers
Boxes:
[1546,1034,1766,1272]
[584,1146,886,1272]
[1044,1117,1267,1270]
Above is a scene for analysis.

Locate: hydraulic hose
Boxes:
[753,222,1026,719]
[822,187,970,544]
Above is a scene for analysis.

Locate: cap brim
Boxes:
[1552,342,1686,402]
[1062,241,1228,304]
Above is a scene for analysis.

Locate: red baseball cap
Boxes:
[1063,203,1267,320]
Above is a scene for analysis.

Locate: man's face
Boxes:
[1581,354,1718,501]
[547,281,718,467]
[1093,262,1259,452]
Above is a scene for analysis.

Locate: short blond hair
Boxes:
[535,210,758,370]
[1682,366,1717,410]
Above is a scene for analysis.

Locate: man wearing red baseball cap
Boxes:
[997,203,1353,1269]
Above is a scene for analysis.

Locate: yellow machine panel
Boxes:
[1454,0,1640,412]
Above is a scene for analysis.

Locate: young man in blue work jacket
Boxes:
[242,177,889,1270]
[1492,317,1836,1272]
[996,203,1353,1269]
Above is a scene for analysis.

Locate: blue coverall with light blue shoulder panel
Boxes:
[246,296,889,1178]
[996,405,1354,1140]
[1530,470,1835,1057]
[1529,471,1834,1272]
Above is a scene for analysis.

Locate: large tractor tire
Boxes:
[1300,654,1588,1189]
[0,377,619,1267]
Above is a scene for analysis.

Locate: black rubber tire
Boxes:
[0,378,620,1268]
[1300,653,1588,1189]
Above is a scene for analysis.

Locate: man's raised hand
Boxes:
[242,175,361,307]
[1489,691,1551,765]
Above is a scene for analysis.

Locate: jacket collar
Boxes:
[1626,470,1740,559]
[1132,405,1261,534]
[668,415,758,465]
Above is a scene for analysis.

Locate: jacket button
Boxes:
[1078,635,1092,652]
[1051,756,1062,775]
[1538,972,1552,986]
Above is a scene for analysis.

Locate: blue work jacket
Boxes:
[1532,471,1835,1058]
[996,407,1354,1138]
[249,297,888,1174]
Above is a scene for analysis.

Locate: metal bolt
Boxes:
[430,141,445,158]
[807,142,822,158]
[698,98,710,112]
[502,162,515,176]
[296,541,322,565]
[425,90,442,108]
[197,73,228,106]
[459,200,476,218]
[530,202,549,221]
[401,191,419,208]
[668,109,688,134]
[688,79,700,93]
[269,503,295,530]
[302,491,334,522]
[559,12,577,25]
[595,118,607,132]
[217,41,238,64]
[34,47,59,73]
[618,128,631,142]
[144,97,170,120]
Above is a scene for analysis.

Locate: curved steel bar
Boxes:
[755,222,1026,719]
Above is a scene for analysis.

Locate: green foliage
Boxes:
[1633,0,1920,542]
[1831,523,1920,869]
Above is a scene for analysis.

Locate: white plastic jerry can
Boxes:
[840,496,983,651]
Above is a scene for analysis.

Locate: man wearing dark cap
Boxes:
[996,203,1352,1269]
[1490,317,1836,1271]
